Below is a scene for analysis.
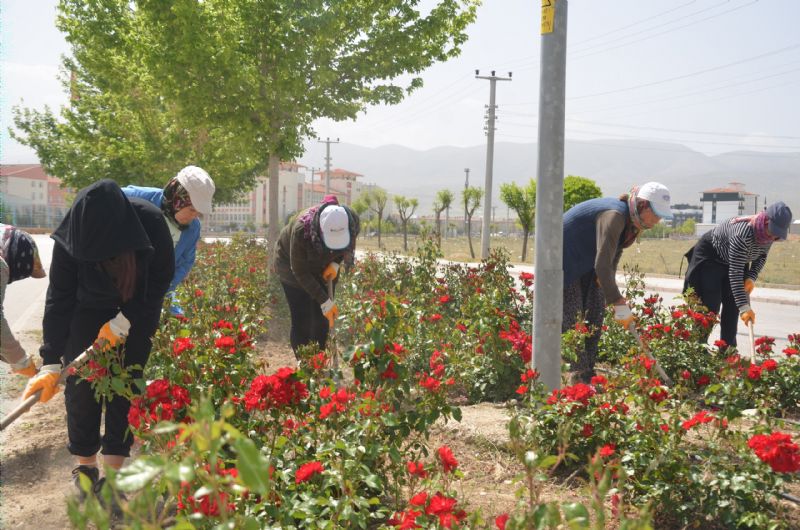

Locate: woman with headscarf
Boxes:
[562,182,673,383]
[1,224,46,376]
[683,201,793,348]
[23,179,174,499]
[122,165,215,315]
[274,196,360,354]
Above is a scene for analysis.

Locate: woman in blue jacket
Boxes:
[562,182,672,383]
[122,166,215,315]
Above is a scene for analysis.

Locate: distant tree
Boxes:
[356,189,389,248]
[679,218,696,235]
[394,195,419,251]
[462,186,483,259]
[500,179,536,261]
[432,189,454,245]
[563,175,602,211]
[350,198,369,218]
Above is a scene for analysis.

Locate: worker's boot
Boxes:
[71,465,100,502]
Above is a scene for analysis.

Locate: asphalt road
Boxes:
[5,236,799,359]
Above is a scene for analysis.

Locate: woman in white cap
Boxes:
[274,196,360,354]
[562,182,672,383]
[683,201,792,349]
[1,224,46,376]
[122,165,215,316]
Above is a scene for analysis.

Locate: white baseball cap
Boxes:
[319,205,350,250]
[637,181,672,220]
[175,165,215,215]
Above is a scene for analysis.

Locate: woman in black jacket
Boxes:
[23,179,174,497]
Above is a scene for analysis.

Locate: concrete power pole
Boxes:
[317,137,340,195]
[533,0,568,391]
[463,168,470,236]
[476,70,512,260]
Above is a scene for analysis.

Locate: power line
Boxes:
[500,120,800,149]
[564,61,800,115]
[494,132,800,158]
[569,0,700,48]
[571,0,761,61]
[562,119,800,141]
[569,43,800,100]
[570,0,754,58]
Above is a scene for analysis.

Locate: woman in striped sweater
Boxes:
[683,201,792,348]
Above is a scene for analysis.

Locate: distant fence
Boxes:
[0,204,69,230]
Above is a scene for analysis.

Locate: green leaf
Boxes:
[115,458,162,491]
[562,503,590,529]
[363,474,381,489]
[235,438,271,495]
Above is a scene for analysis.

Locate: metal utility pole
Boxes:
[306,167,319,208]
[533,0,568,391]
[463,168,470,236]
[476,70,512,260]
[317,137,340,195]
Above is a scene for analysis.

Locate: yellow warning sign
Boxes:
[541,0,555,34]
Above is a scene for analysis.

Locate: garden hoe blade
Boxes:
[0,348,93,431]
[627,322,673,387]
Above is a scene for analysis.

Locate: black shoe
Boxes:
[72,465,100,502]
[93,477,126,520]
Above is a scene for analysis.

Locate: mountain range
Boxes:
[299,140,800,218]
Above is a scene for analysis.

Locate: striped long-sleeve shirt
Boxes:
[710,219,772,311]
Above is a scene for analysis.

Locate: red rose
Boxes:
[295,461,324,483]
[437,445,459,473]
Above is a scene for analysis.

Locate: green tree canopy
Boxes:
[12,0,479,242]
[432,189,454,243]
[563,175,602,211]
[500,179,536,261]
[462,186,483,259]
[394,195,418,251]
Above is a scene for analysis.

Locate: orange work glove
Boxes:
[322,262,340,282]
[10,355,38,378]
[744,279,755,296]
[320,299,339,329]
[22,364,62,403]
[740,309,755,326]
[95,313,131,350]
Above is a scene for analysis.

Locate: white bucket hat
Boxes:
[637,181,672,220]
[175,166,215,215]
[319,205,350,250]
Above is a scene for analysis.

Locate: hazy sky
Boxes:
[3,0,800,165]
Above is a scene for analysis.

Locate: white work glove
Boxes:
[320,298,339,329]
[10,354,38,378]
[613,304,636,329]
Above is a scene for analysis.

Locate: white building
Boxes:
[207,162,307,230]
[696,182,760,235]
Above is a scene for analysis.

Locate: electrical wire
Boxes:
[570,43,800,100]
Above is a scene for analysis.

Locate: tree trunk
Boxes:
[435,212,442,246]
[521,228,529,261]
[444,207,449,240]
[403,221,408,251]
[377,216,382,249]
[267,154,280,249]
[467,217,475,258]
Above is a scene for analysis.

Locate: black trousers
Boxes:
[63,307,148,457]
[281,282,331,353]
[684,235,741,347]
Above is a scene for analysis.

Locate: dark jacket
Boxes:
[274,204,359,305]
[40,179,174,366]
